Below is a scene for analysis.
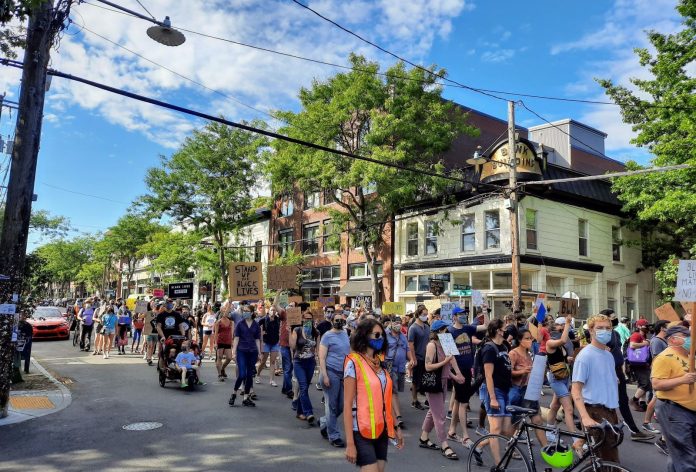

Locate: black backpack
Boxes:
[472,341,498,391]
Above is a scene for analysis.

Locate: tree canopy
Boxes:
[598,0,696,300]
[266,54,477,305]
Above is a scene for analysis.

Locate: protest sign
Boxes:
[152,288,164,298]
[228,262,263,301]
[286,306,302,325]
[438,333,459,357]
[318,296,335,307]
[288,295,304,306]
[674,260,696,301]
[560,298,578,317]
[471,290,484,307]
[267,265,298,290]
[311,307,324,321]
[423,299,441,314]
[654,303,680,322]
[440,302,456,322]
[524,354,548,402]
[135,300,149,314]
[277,292,289,308]
[382,302,405,316]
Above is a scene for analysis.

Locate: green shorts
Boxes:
[146,334,158,343]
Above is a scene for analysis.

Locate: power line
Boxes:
[41,181,130,204]
[134,0,155,20]
[0,59,502,190]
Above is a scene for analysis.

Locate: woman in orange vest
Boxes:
[344,318,404,470]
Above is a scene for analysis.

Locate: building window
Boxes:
[425,221,438,255]
[362,182,377,195]
[526,209,537,250]
[578,219,588,256]
[612,226,621,261]
[322,219,336,252]
[405,276,417,291]
[404,275,448,292]
[349,263,367,279]
[485,210,500,249]
[461,215,475,252]
[407,222,418,256]
[304,190,320,210]
[280,194,294,217]
[254,241,262,262]
[278,229,293,257]
[302,224,320,255]
[323,188,341,205]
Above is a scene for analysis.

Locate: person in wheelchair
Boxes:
[174,341,199,388]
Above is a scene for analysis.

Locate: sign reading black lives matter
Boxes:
[167,282,194,299]
[229,262,263,301]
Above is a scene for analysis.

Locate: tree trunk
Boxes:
[216,231,227,294]
[364,243,381,309]
[0,1,56,419]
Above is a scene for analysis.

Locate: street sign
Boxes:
[167,282,194,299]
[452,284,471,291]
[429,279,445,296]
[451,289,472,297]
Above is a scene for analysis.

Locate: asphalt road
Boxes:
[0,340,671,472]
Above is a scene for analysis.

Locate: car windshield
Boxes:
[33,307,63,319]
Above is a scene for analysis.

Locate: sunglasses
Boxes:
[369,332,383,339]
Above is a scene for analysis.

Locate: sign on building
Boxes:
[429,279,445,296]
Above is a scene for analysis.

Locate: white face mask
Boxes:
[419,315,428,322]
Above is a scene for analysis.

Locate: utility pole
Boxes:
[507,101,521,313]
[0,0,62,418]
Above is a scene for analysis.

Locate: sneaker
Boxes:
[631,430,655,442]
[546,430,557,443]
[218,376,225,382]
[255,377,261,384]
[330,438,346,448]
[181,382,188,388]
[221,370,227,378]
[229,393,237,406]
[630,398,647,412]
[446,410,452,420]
[320,427,328,439]
[242,398,256,407]
[471,447,484,466]
[475,426,489,437]
[655,438,669,456]
[412,401,426,411]
[270,380,277,387]
[643,422,660,434]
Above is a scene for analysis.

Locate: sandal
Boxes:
[447,432,461,442]
[418,438,439,450]
[461,437,474,449]
[441,446,459,460]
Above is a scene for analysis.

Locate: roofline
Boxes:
[528,118,608,138]
[447,100,528,131]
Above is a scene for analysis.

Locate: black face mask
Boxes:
[611,318,619,327]
[333,319,346,329]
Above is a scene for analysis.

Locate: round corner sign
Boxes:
[480,138,542,184]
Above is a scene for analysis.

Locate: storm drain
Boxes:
[122,422,163,431]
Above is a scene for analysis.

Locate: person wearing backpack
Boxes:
[78,301,95,351]
[644,320,669,448]
[628,319,652,412]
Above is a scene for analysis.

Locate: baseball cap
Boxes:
[554,317,567,325]
[431,319,451,332]
[452,305,466,316]
[636,319,648,328]
[666,324,690,338]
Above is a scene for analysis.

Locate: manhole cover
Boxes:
[122,422,163,431]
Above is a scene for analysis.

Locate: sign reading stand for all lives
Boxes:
[228,262,263,301]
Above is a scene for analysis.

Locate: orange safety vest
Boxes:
[346,352,395,440]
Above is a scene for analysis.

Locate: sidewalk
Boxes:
[0,357,72,427]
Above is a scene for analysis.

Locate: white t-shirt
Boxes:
[344,358,388,432]
[204,313,216,329]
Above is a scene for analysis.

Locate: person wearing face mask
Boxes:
[651,323,696,471]
[257,305,281,387]
[155,298,186,342]
[290,308,319,425]
[229,308,262,407]
[571,314,621,464]
[408,305,431,410]
[318,311,350,447]
[385,316,409,430]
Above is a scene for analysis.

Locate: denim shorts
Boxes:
[263,343,280,353]
[546,373,571,398]
[103,327,115,335]
[480,384,512,417]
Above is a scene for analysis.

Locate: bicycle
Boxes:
[72,319,81,347]
[467,405,630,472]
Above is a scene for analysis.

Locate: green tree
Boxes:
[140,121,268,293]
[0,205,71,239]
[266,54,476,306]
[598,0,696,300]
[33,236,94,296]
[137,229,200,282]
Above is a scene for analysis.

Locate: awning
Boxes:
[339,280,375,297]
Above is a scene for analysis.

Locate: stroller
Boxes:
[157,335,201,390]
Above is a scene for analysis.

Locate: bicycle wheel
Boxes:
[73,325,80,347]
[467,434,533,472]
[576,461,632,472]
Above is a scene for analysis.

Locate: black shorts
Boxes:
[453,376,474,404]
[354,431,388,467]
[412,360,425,389]
[632,364,652,392]
[217,343,231,350]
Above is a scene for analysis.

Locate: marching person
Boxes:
[78,301,95,352]
[344,318,404,470]
[318,310,350,447]
[214,309,234,381]
[385,315,409,430]
[201,305,217,360]
[229,306,262,407]
[257,304,281,387]
[652,322,696,471]
[408,305,430,410]
[290,307,319,425]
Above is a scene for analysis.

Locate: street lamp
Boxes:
[95,0,186,46]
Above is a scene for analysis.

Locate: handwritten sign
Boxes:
[267,265,299,290]
[311,307,324,321]
[675,260,696,302]
[135,300,149,314]
[382,302,405,316]
[654,303,681,322]
[286,306,302,325]
[152,288,164,298]
[438,333,459,356]
[229,262,263,301]
[560,298,578,317]
[471,290,484,307]
[440,302,457,322]
[318,296,335,307]
[424,299,441,314]
[309,301,322,310]
[277,292,289,308]
[288,295,303,306]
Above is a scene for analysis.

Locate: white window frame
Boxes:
[526,209,538,250]
[484,210,500,250]
[425,221,438,255]
[578,219,589,257]
[460,214,475,252]
[407,222,419,256]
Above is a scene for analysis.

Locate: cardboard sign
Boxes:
[288,295,303,306]
[286,306,302,325]
[440,302,457,322]
[674,260,696,301]
[654,303,681,322]
[277,292,289,308]
[135,300,149,314]
[438,333,459,356]
[471,290,484,308]
[267,265,299,290]
[524,353,548,402]
[228,262,263,301]
[423,299,441,314]
[681,302,696,322]
[168,282,193,299]
[317,296,335,307]
[310,308,324,321]
[560,298,578,317]
[382,302,405,316]
[309,301,322,310]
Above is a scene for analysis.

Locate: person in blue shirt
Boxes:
[385,315,410,430]
[230,307,262,407]
[101,306,119,359]
[319,311,351,447]
[175,341,199,388]
[116,308,132,355]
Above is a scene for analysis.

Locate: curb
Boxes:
[0,357,72,427]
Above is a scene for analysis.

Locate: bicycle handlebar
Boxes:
[586,420,625,449]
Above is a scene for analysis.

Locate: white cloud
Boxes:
[3,0,474,148]
[481,49,515,63]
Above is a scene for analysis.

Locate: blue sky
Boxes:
[0,0,687,249]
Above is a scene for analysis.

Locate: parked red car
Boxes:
[28,306,70,340]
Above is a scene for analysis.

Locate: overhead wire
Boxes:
[41,182,131,204]
[77,0,696,112]
[134,0,155,20]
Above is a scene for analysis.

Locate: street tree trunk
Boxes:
[0,1,56,419]
[215,231,227,295]
[364,243,381,309]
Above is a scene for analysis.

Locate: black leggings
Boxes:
[234,349,257,395]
